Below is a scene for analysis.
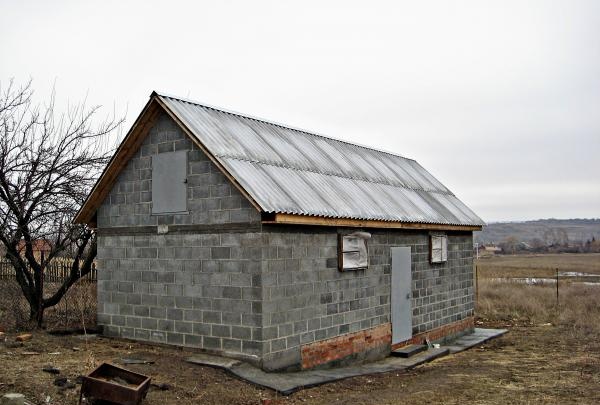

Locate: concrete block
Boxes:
[212,324,231,338]
[1,393,25,405]
[150,306,166,319]
[242,340,262,356]
[175,321,193,334]
[210,247,231,259]
[167,332,184,345]
[203,311,222,324]
[223,338,242,351]
[262,348,301,372]
[232,326,252,340]
[193,323,211,335]
[222,312,241,325]
[167,308,183,321]
[204,336,222,350]
[222,286,241,299]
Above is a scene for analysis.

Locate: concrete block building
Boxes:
[75,92,484,371]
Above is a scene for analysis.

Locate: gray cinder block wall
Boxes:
[258,228,473,370]
[95,111,475,370]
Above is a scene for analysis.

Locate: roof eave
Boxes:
[73,95,162,225]
[262,213,483,231]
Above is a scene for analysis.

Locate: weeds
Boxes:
[0,280,96,332]
[477,279,600,338]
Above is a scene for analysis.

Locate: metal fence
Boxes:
[0,258,97,282]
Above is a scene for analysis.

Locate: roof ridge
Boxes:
[218,154,454,196]
[152,91,417,163]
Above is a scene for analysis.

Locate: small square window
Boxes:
[430,234,448,263]
[338,232,371,271]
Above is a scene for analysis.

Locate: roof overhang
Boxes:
[74,96,161,225]
[262,213,483,231]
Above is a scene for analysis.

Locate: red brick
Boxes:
[391,317,474,350]
[301,324,391,369]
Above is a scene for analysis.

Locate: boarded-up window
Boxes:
[152,151,187,214]
[338,232,371,271]
[430,234,448,263]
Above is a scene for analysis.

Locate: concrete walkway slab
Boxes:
[446,328,508,354]
[187,353,243,369]
[186,327,508,395]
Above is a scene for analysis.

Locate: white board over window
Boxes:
[430,234,448,263]
[339,232,371,271]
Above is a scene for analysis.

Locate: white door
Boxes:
[391,247,412,344]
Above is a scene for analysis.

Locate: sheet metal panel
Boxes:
[158,94,484,226]
[392,247,412,343]
[151,151,187,214]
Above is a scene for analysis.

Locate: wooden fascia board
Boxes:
[263,213,483,232]
[73,98,161,224]
[153,95,263,213]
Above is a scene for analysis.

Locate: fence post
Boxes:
[555,268,559,307]
[475,265,479,306]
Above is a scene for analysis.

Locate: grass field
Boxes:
[476,254,600,343]
[475,253,600,278]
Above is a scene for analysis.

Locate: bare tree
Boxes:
[0,79,123,326]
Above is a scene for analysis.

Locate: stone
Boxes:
[4,342,23,349]
[15,334,31,342]
[42,365,60,374]
[391,344,428,358]
[186,354,242,369]
[120,358,155,365]
[0,393,25,405]
[58,382,76,390]
[53,377,68,386]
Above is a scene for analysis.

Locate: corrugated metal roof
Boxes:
[156,92,484,226]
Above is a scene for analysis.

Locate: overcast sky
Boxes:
[1,0,598,222]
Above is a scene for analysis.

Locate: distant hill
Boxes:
[475,218,600,244]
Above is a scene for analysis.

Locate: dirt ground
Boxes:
[1,319,599,405]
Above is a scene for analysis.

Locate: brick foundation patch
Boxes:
[392,316,475,350]
[301,324,391,369]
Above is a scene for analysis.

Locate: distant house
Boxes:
[76,92,484,371]
[17,239,52,260]
[483,245,502,253]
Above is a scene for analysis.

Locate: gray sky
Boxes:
[1,0,598,222]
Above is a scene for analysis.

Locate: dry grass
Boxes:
[478,281,600,333]
[476,253,600,278]
[0,280,96,332]
[476,253,600,339]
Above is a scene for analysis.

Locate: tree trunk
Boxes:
[29,305,45,327]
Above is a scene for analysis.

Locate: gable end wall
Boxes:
[96,111,265,362]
